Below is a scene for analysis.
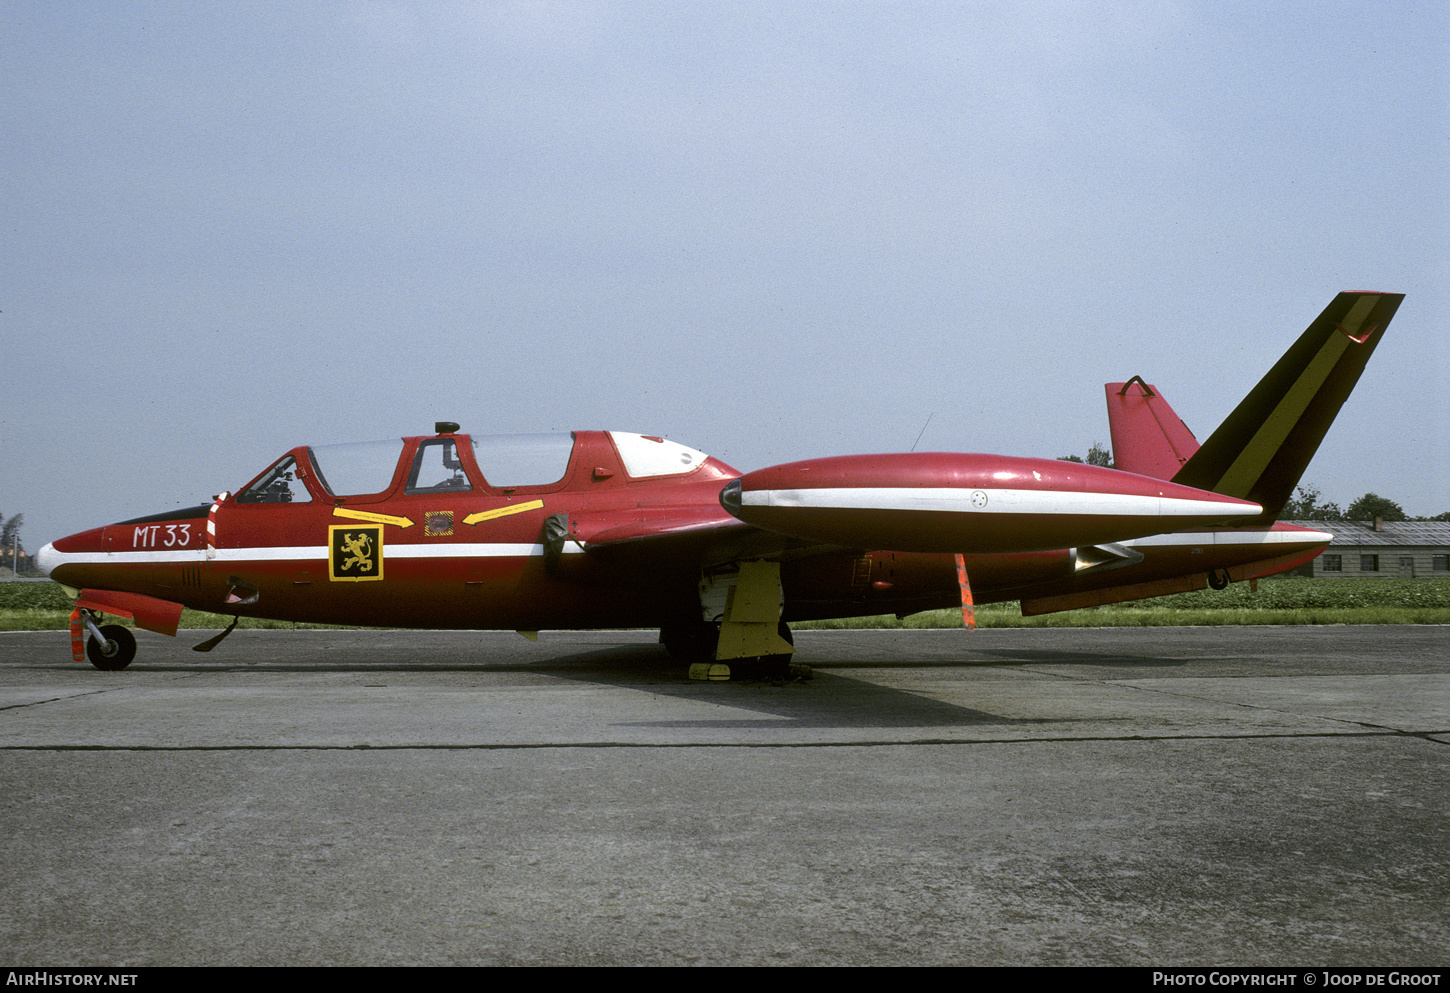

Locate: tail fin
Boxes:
[1105,377,1201,480]
[1171,291,1403,523]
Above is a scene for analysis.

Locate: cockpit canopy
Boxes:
[234,431,711,504]
[467,433,578,488]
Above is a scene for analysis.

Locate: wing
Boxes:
[561,505,843,573]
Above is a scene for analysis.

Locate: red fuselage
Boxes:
[40,430,1330,633]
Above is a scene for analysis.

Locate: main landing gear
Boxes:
[662,560,809,682]
[659,620,809,682]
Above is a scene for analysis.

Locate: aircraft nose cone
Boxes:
[36,542,61,578]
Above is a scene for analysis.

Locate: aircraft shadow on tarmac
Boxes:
[14,630,1213,732]
[803,650,1199,672]
[522,643,1143,731]
[23,629,1192,677]
[12,632,1158,731]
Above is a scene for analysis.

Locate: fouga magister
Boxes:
[40,292,1402,678]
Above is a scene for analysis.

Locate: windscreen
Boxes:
[235,455,312,504]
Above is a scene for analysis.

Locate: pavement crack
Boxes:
[0,687,116,712]
[2,729,1444,751]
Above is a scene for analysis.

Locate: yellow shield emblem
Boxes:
[329,524,384,582]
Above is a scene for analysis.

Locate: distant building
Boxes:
[1288,520,1450,578]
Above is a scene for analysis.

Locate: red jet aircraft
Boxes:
[40,292,1402,678]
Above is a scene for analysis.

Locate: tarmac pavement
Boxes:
[1,625,1446,966]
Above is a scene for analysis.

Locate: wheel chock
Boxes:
[688,662,732,681]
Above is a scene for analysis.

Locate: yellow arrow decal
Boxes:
[463,500,545,526]
[332,507,415,528]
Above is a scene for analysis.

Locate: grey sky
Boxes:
[4,1,1447,548]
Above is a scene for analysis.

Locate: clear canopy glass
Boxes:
[471,433,575,488]
[307,439,407,497]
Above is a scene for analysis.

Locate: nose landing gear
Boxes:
[78,610,137,670]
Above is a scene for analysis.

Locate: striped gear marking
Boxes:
[69,608,85,663]
[954,553,975,630]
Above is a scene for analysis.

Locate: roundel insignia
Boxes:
[971,490,989,509]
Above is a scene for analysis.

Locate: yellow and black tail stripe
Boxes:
[1173,292,1403,522]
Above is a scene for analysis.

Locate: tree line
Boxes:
[1278,486,1450,522]
[1,512,21,551]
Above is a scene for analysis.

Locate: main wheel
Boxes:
[659,621,719,661]
[87,625,137,671]
[758,622,803,679]
[728,622,808,681]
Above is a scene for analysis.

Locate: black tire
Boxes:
[1207,569,1230,590]
[747,622,794,670]
[660,621,719,661]
[87,625,137,671]
[731,622,800,680]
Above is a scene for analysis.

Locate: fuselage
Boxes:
[39,429,1331,632]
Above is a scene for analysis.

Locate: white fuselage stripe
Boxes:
[39,526,1323,573]
[40,543,560,567]
[742,487,1259,519]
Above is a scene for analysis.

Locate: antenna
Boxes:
[910,413,934,453]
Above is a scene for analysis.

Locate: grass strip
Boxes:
[4,577,1450,632]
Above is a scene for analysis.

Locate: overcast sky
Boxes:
[4,1,1447,549]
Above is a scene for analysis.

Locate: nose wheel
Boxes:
[85,623,137,671]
